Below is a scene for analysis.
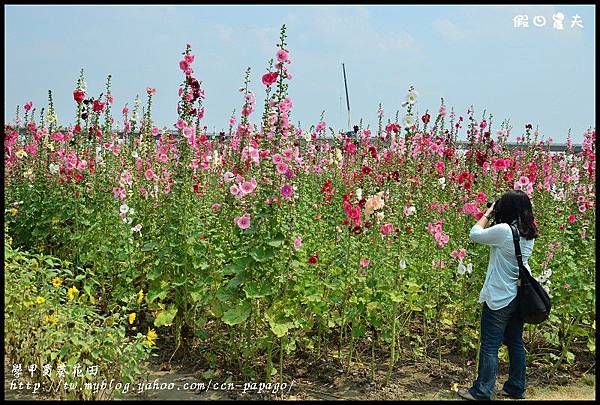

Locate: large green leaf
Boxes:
[154,305,178,327]
[222,300,251,326]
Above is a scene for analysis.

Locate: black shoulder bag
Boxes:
[509,224,551,324]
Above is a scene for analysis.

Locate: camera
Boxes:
[486,200,494,208]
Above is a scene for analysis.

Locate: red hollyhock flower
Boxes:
[421,113,430,124]
[74,124,82,133]
[308,253,319,265]
[262,72,279,86]
[73,89,85,103]
[92,100,106,113]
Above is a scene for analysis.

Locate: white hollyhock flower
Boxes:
[467,263,473,274]
[403,114,415,128]
[356,188,363,201]
[399,259,406,270]
[407,90,418,105]
[438,177,446,189]
[119,204,129,214]
[458,260,467,275]
[49,163,60,174]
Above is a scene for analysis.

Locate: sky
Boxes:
[4,5,596,143]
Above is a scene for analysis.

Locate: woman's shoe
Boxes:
[496,388,525,399]
[457,389,477,400]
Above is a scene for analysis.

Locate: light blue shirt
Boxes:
[470,223,535,310]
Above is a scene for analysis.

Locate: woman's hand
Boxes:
[485,202,495,218]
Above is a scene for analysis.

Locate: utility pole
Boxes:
[342,63,351,130]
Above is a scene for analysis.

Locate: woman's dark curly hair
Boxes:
[492,190,538,240]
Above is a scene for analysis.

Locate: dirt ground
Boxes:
[120,346,595,401]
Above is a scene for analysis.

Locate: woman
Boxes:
[458,190,538,400]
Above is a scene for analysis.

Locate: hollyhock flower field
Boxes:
[4,25,595,399]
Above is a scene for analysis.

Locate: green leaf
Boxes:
[222,300,251,326]
[141,241,157,252]
[154,305,178,327]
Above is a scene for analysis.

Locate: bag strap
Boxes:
[509,224,526,272]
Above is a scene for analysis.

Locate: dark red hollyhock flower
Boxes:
[73,89,85,103]
[308,253,319,265]
[361,166,372,175]
[525,123,533,130]
[74,124,82,133]
[422,113,430,124]
[262,71,279,86]
[92,100,106,113]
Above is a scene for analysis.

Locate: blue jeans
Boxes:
[469,296,526,400]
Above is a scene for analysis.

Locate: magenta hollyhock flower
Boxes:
[179,60,189,71]
[360,258,370,267]
[281,183,293,199]
[145,169,155,180]
[380,223,393,236]
[519,176,530,186]
[476,192,487,205]
[122,106,129,114]
[568,214,576,223]
[293,236,302,250]
[578,204,587,213]
[24,101,33,111]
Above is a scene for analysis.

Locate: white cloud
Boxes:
[432,18,468,42]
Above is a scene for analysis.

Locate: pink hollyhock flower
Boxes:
[146,87,156,95]
[235,213,251,229]
[132,224,142,233]
[184,54,195,64]
[436,161,445,175]
[24,101,33,111]
[211,203,221,210]
[145,169,156,180]
[315,121,326,132]
[223,171,234,182]
[276,49,289,63]
[179,60,189,71]
[281,183,293,199]
[578,204,586,213]
[476,192,487,205]
[76,160,88,171]
[276,162,288,174]
[360,258,370,268]
[107,94,114,104]
[122,106,129,114]
[241,181,254,194]
[568,214,576,224]
[159,154,168,163]
[519,176,530,186]
[272,153,283,164]
[230,184,240,196]
[293,236,302,250]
